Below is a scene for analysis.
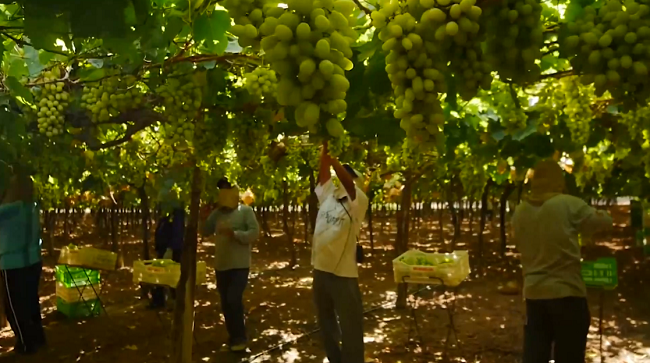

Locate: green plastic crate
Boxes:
[55,265,100,288]
[581,258,618,290]
[56,297,101,319]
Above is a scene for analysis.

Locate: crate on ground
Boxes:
[133,260,207,287]
[56,297,101,319]
[55,265,101,288]
[393,250,470,287]
[58,247,118,271]
[55,282,100,303]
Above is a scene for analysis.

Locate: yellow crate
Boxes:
[58,247,118,271]
[133,260,207,287]
[393,250,470,287]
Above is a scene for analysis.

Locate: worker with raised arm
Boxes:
[312,141,368,363]
[512,159,613,363]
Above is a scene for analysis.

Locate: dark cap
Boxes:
[342,164,359,179]
[217,178,232,189]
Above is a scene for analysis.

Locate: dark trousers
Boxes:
[524,297,591,363]
[313,270,364,363]
[151,249,181,307]
[1,262,45,354]
[216,268,249,345]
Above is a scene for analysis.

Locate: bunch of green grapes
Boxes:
[233,113,271,167]
[483,0,544,83]
[482,81,528,134]
[561,0,650,106]
[80,76,145,123]
[531,81,563,133]
[560,77,593,146]
[327,132,350,157]
[243,67,278,99]
[34,70,68,137]
[420,0,493,99]
[376,1,446,148]
[257,0,358,139]
[226,0,280,48]
[195,111,230,157]
[619,105,650,139]
[459,154,488,199]
[157,72,203,144]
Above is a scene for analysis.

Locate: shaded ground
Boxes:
[0,206,648,363]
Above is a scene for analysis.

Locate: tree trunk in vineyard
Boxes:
[438,202,444,242]
[171,165,201,363]
[260,207,272,237]
[283,181,297,267]
[468,199,475,236]
[302,207,309,243]
[367,194,374,254]
[111,204,118,253]
[309,171,318,234]
[500,183,515,257]
[63,206,70,243]
[395,182,412,310]
[138,186,151,261]
[478,181,492,260]
[447,199,460,250]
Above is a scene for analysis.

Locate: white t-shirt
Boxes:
[312,180,369,278]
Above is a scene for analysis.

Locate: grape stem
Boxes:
[508,83,521,109]
[539,70,573,80]
[352,0,371,15]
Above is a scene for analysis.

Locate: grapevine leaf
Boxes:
[193,10,230,55]
[512,113,540,141]
[366,50,391,96]
[164,16,186,43]
[24,46,47,77]
[204,68,228,106]
[5,76,33,103]
[70,0,130,38]
[523,134,554,158]
[78,68,106,82]
[0,40,4,66]
[8,59,28,79]
[444,73,458,112]
[88,59,105,68]
[124,1,137,25]
[38,51,55,66]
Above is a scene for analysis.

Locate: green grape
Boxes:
[459,152,488,199]
[34,70,68,138]
[559,0,650,107]
[156,71,203,145]
[80,75,145,123]
[223,0,275,49]
[244,67,278,99]
[483,0,544,84]
[480,80,528,134]
[258,0,358,137]
[560,77,593,146]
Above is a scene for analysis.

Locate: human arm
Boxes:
[569,198,613,243]
[232,207,260,245]
[318,141,331,186]
[330,155,356,201]
[201,209,218,237]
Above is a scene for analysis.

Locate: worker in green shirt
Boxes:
[202,178,259,353]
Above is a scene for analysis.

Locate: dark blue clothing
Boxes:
[216,268,249,345]
[154,208,185,255]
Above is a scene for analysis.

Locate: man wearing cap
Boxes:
[202,179,259,353]
[513,159,613,363]
[312,141,368,363]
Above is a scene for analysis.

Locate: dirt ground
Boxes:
[0,206,648,363]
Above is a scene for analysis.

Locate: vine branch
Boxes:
[352,0,371,14]
[539,70,574,80]
[1,32,70,56]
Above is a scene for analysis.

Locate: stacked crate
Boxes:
[55,265,101,318]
